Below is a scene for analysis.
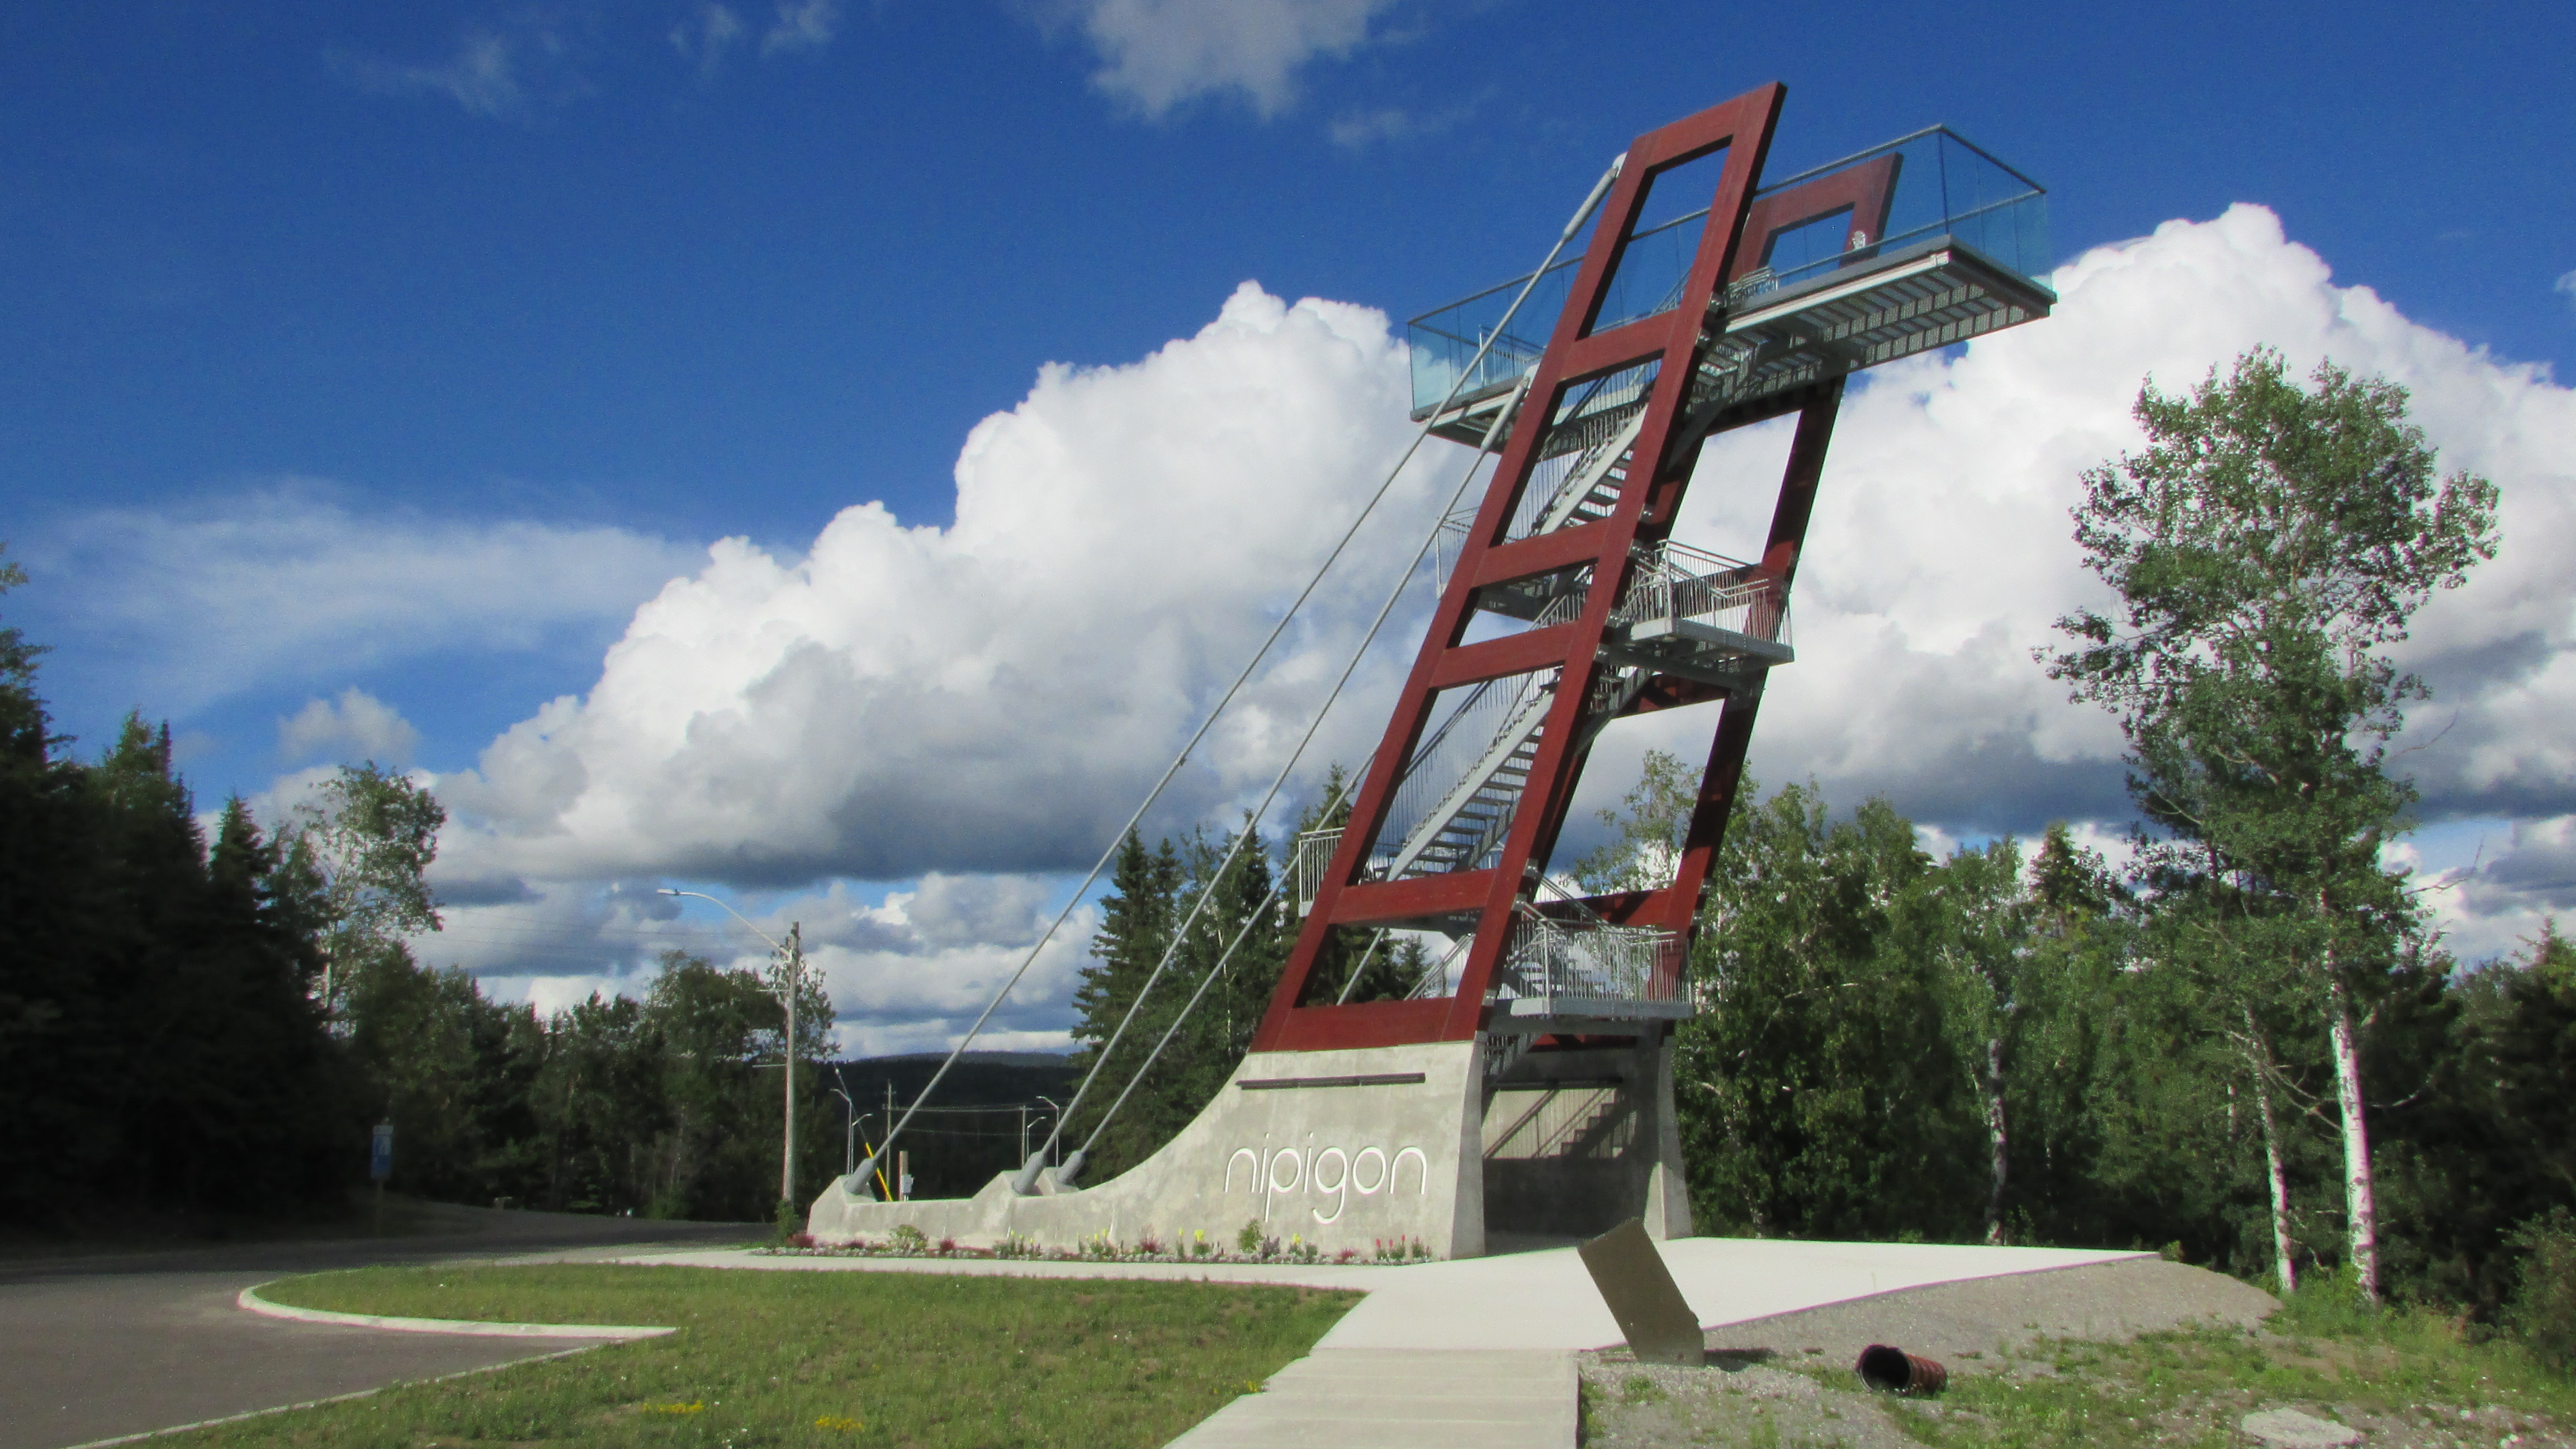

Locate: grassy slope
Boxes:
[216,1264,1355,1448]
[1888,1309,2576,1448]
[1583,1282,2576,1448]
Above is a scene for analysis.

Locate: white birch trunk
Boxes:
[2256,1046,2298,1284]
[2327,973,2381,1304]
[1981,1035,2009,1246]
[2246,1025,2296,1295]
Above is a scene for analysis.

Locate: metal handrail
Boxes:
[1497,901,1684,1006]
[1612,541,1791,651]
[1292,826,1342,911]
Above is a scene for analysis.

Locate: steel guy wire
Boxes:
[859,151,1623,1189]
[1059,359,1545,1171]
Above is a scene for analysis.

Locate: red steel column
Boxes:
[1254,85,1787,1053]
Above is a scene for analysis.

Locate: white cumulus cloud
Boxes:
[429,204,2576,1018]
[427,872,1092,1056]
[435,282,1438,891]
[1054,0,1396,118]
[1577,203,2576,956]
[280,688,422,766]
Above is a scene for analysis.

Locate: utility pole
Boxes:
[656,889,823,1219]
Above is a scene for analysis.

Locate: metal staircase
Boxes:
[1531,405,1646,537]
[1386,685,1551,878]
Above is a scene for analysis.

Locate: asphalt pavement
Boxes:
[0,1205,758,1449]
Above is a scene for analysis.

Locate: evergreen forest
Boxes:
[0,540,849,1228]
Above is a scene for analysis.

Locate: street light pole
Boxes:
[660,889,808,1215]
[831,1071,860,1178]
[1035,1095,1064,1168]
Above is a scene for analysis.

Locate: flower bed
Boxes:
[759,1221,1435,1266]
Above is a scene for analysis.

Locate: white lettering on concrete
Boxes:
[1393,1146,1429,1196]
[1265,1145,1304,1219]
[1312,1147,1349,1223]
[1353,1147,1388,1195]
[1227,1140,1430,1224]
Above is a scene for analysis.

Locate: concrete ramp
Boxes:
[807,1030,1697,1261]
[807,1041,1490,1259]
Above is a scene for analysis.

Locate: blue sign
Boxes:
[371,1123,394,1182]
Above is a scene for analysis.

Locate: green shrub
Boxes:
[2271,1262,2386,1339]
[2507,1209,2576,1370]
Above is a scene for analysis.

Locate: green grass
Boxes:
[1874,1284,2576,1448]
[196,1263,1356,1448]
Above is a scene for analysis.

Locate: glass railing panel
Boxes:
[1405,257,1577,419]
[1750,128,2051,297]
[1406,127,2050,416]
[1587,209,1706,335]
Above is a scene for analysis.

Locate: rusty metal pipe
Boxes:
[1855,1344,1947,1395]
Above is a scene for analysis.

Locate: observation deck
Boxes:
[1408,127,2054,444]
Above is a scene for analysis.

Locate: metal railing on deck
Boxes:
[1292,826,1342,914]
[1496,901,1684,1011]
[1408,126,2051,419]
[1612,540,1791,655]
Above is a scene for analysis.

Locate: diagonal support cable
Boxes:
[1044,361,1547,1185]
[1021,375,1523,1191]
[852,153,1623,1199]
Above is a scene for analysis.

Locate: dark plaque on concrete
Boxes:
[1578,1216,1705,1366]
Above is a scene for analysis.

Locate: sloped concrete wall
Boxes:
[806,1040,1488,1259]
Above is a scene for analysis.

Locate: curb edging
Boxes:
[236,1283,676,1340]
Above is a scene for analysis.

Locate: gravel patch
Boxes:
[1697,1257,2280,1370]
[1580,1256,2278,1447]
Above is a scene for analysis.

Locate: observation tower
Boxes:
[808,83,2054,1257]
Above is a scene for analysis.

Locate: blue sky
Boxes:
[6,1,2573,1049]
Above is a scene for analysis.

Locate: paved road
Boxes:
[0,1208,758,1449]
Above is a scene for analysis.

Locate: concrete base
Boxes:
[808,1029,1702,1261]
[807,1040,1488,1259]
[1481,1033,1692,1243]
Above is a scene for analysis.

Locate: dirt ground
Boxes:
[1576,1258,2572,1447]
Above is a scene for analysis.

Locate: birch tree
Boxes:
[2043,347,2497,1303]
[1906,837,2036,1245]
[275,762,445,1016]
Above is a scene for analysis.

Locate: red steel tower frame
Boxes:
[1253,83,1896,1053]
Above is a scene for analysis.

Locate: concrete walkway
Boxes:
[618,1238,2148,1448]
[615,1237,2144,1349]
[1167,1349,1576,1449]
